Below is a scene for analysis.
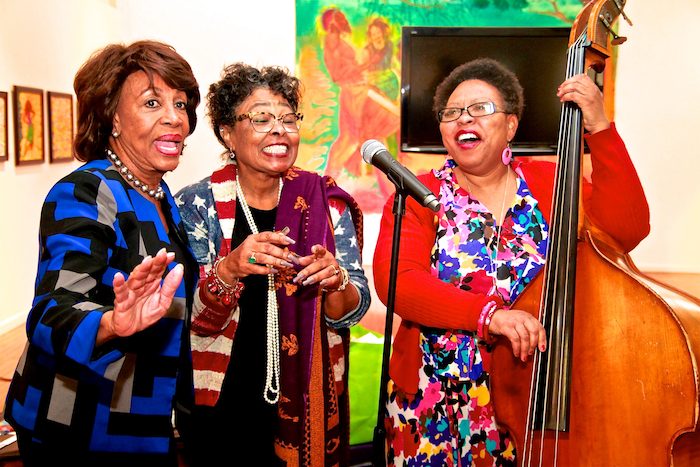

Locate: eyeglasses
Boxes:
[437,102,505,122]
[235,111,303,133]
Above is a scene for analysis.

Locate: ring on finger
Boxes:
[330,265,340,276]
[248,252,257,264]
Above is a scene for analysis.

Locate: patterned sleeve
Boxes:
[175,178,217,267]
[325,201,371,329]
[175,179,234,334]
[27,170,124,373]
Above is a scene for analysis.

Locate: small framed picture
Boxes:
[0,91,8,162]
[13,86,45,166]
[47,91,74,163]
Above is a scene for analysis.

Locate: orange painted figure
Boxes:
[321,8,399,180]
[21,99,36,158]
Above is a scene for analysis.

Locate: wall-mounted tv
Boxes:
[400,26,570,155]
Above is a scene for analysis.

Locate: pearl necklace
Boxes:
[107,149,165,200]
[235,176,283,405]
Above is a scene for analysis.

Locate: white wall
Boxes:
[616,0,700,272]
[0,0,122,332]
[0,0,697,334]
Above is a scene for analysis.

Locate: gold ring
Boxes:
[248,252,257,264]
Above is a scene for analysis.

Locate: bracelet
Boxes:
[477,301,499,343]
[204,257,244,307]
[322,265,349,293]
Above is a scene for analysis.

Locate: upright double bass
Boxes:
[490,1,700,465]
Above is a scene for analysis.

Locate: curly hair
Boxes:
[433,57,524,120]
[367,17,390,37]
[73,40,200,162]
[207,63,302,148]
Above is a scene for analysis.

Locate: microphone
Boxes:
[361,139,440,212]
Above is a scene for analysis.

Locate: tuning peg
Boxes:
[599,13,628,45]
[613,0,633,26]
[610,33,627,46]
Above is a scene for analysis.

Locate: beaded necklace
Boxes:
[107,149,165,200]
[235,177,283,404]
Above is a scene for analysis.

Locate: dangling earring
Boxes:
[229,148,235,160]
[501,144,512,165]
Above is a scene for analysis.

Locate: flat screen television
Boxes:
[400,26,570,155]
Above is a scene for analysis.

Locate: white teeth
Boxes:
[155,141,179,155]
[263,144,287,155]
[458,133,478,143]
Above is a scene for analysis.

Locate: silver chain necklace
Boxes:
[235,177,283,404]
[490,169,511,298]
[465,168,511,298]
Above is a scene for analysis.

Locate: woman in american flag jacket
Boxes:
[173,63,371,467]
[3,41,200,467]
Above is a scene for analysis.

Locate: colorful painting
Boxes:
[13,86,44,165]
[295,0,581,213]
[48,92,74,162]
[0,92,7,162]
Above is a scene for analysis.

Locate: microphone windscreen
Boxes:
[361,139,384,164]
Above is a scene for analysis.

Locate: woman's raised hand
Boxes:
[98,248,183,344]
[557,73,610,134]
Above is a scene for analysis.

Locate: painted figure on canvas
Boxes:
[20,99,37,159]
[363,17,400,155]
[320,8,399,182]
[364,18,399,104]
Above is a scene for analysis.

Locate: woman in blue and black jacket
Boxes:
[4,40,200,467]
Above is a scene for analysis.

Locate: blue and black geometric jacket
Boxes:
[3,159,197,462]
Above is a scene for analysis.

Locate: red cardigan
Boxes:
[372,124,650,394]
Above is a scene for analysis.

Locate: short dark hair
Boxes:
[433,57,524,120]
[73,40,200,162]
[207,63,302,148]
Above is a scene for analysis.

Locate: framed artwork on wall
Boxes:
[0,91,8,162]
[13,86,45,166]
[47,91,74,163]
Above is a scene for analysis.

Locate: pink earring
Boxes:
[501,145,512,165]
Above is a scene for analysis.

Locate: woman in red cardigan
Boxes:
[372,58,649,466]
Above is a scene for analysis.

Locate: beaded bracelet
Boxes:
[204,257,245,307]
[322,265,349,293]
[477,300,499,343]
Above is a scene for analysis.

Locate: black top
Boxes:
[219,203,278,426]
[176,202,282,466]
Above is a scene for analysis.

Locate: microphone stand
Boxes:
[372,186,407,467]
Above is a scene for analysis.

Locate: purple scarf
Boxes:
[274,167,362,465]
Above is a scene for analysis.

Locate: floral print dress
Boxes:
[385,159,549,467]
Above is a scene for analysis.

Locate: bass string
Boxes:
[522,31,588,467]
